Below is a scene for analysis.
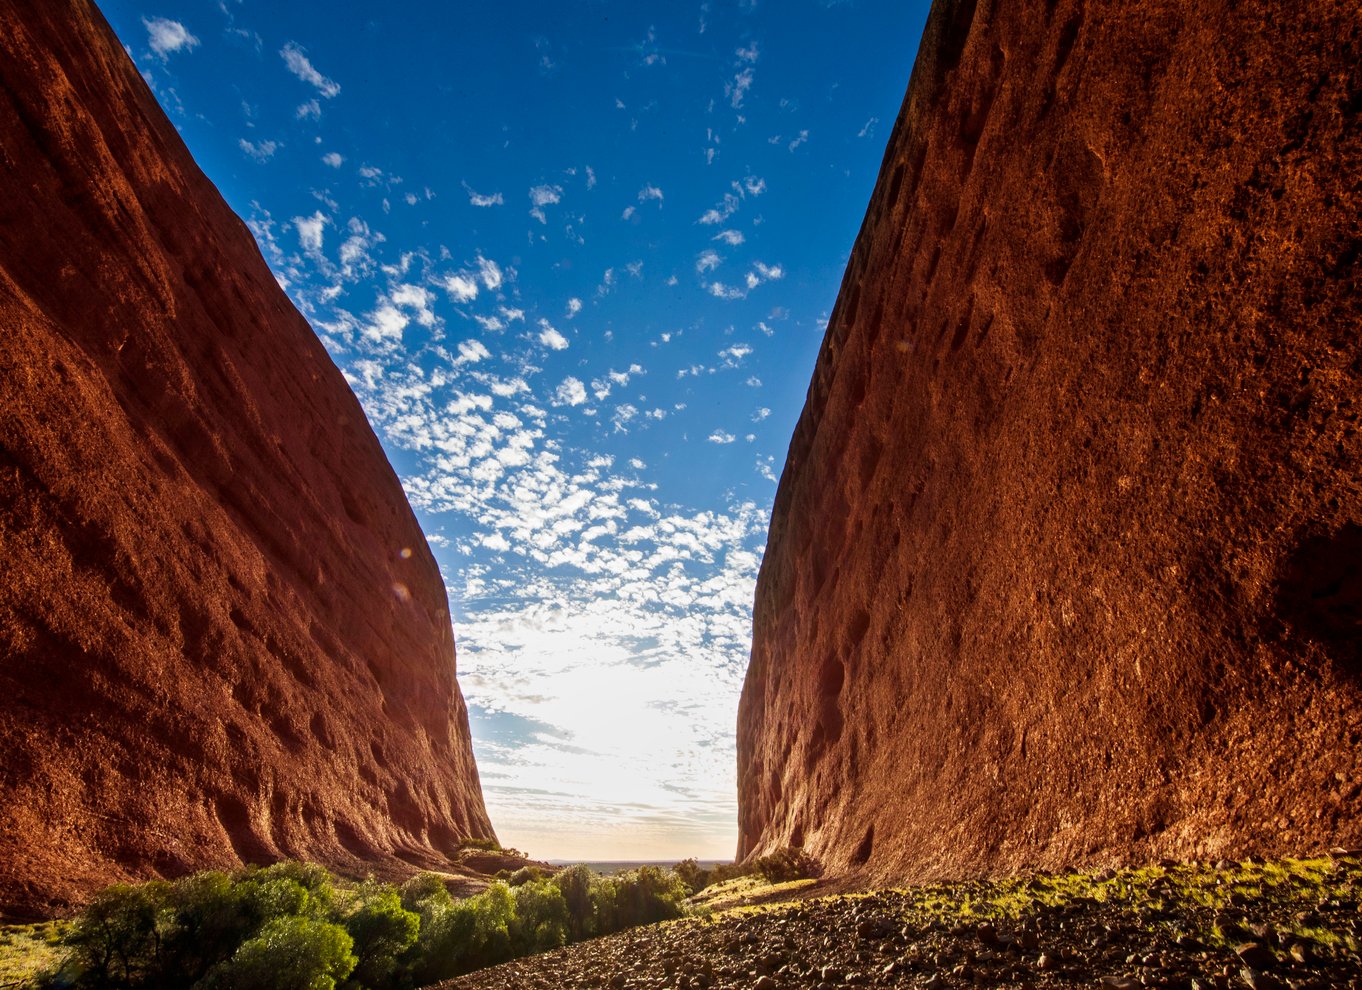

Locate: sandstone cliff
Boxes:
[739,0,1362,879]
[0,0,493,917]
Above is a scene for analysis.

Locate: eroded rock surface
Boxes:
[0,0,492,917]
[739,0,1362,880]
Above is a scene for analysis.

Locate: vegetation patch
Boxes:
[8,860,695,989]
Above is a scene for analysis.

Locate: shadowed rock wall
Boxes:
[738,0,1362,881]
[0,0,493,917]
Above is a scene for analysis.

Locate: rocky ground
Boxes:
[434,854,1362,990]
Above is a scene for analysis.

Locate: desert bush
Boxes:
[507,866,548,887]
[509,880,569,953]
[754,847,821,883]
[672,858,710,894]
[399,872,452,914]
[342,881,418,989]
[552,864,597,940]
[599,867,689,930]
[57,881,169,987]
[41,858,697,989]
[196,916,355,990]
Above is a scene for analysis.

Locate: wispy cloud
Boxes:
[726,67,754,109]
[465,182,505,208]
[529,184,563,223]
[238,138,279,162]
[280,42,340,98]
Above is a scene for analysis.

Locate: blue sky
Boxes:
[103,0,930,861]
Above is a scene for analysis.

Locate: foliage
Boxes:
[507,866,549,887]
[34,858,697,990]
[455,837,501,853]
[508,881,569,953]
[753,847,822,884]
[196,916,356,990]
[343,882,419,989]
[398,872,452,915]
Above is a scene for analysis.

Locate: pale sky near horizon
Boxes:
[101,0,932,862]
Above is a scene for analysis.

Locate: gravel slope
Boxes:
[433,855,1362,990]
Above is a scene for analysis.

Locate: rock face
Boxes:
[0,0,493,917]
[739,0,1362,880]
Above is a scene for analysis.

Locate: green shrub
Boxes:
[197,916,355,990]
[343,882,418,989]
[58,881,169,987]
[672,858,710,894]
[754,847,821,883]
[399,872,452,915]
[456,837,501,852]
[507,866,547,887]
[610,866,691,931]
[510,880,569,953]
[552,864,597,940]
[42,858,700,990]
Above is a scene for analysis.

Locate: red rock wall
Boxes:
[0,0,493,917]
[738,0,1362,881]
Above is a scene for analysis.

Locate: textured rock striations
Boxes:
[739,0,1362,880]
[0,0,492,917]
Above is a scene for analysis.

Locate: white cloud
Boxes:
[239,138,279,162]
[292,211,328,254]
[363,302,407,343]
[621,205,637,221]
[743,175,766,196]
[456,339,491,364]
[465,183,504,207]
[143,17,199,58]
[696,250,721,274]
[726,67,754,109]
[566,298,583,318]
[321,151,344,168]
[713,229,745,246]
[857,116,879,139]
[529,184,563,223]
[444,274,479,303]
[390,283,437,327]
[707,430,736,444]
[280,42,340,98]
[697,191,740,225]
[539,321,569,351]
[477,255,504,291]
[752,260,784,281]
[735,42,759,62]
[788,129,809,151]
[707,281,745,301]
[638,184,664,205]
[554,377,588,406]
[296,99,321,121]
[719,343,753,365]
